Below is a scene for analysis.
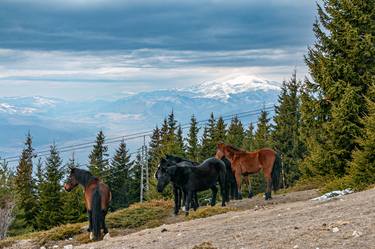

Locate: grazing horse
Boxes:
[155,156,199,214]
[156,157,226,215]
[215,143,281,200]
[64,167,111,240]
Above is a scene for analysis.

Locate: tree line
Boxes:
[0,0,374,237]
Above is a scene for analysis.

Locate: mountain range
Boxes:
[0,75,280,165]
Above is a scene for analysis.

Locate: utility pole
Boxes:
[140,147,144,203]
[139,136,149,203]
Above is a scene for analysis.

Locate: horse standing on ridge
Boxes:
[64,167,111,241]
[215,143,281,200]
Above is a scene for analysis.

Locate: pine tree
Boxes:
[214,116,226,144]
[128,154,142,204]
[186,115,200,162]
[300,1,375,178]
[62,156,86,224]
[13,133,38,230]
[349,85,375,189]
[200,113,216,160]
[226,116,244,148]
[88,130,109,181]
[272,72,305,187]
[243,123,255,151]
[108,140,132,210]
[253,110,272,149]
[175,125,186,157]
[36,145,64,230]
[35,158,43,198]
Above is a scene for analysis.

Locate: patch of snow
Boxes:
[187,74,280,101]
[33,96,58,107]
[311,189,353,202]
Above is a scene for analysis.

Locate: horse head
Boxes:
[64,167,79,192]
[215,142,226,160]
[156,165,176,193]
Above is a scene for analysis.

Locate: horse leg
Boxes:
[235,171,243,200]
[210,185,218,206]
[173,186,180,215]
[185,191,193,216]
[193,191,199,211]
[265,176,272,200]
[102,209,108,234]
[244,176,254,198]
[87,210,92,232]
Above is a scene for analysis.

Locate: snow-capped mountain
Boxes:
[188,74,280,101]
[0,75,281,163]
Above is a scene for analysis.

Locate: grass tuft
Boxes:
[187,205,237,220]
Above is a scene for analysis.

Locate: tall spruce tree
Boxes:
[200,113,216,159]
[253,110,272,149]
[186,115,200,162]
[36,145,64,230]
[88,130,109,181]
[128,154,142,203]
[273,72,305,187]
[108,140,132,210]
[214,116,226,144]
[300,0,375,178]
[349,85,375,189]
[243,123,255,151]
[13,133,38,230]
[175,125,186,157]
[226,116,244,148]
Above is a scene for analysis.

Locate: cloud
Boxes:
[0,1,316,51]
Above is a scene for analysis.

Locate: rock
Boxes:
[52,246,59,249]
[40,247,46,249]
[293,245,299,249]
[332,227,339,233]
[161,228,168,233]
[294,226,299,230]
[64,245,73,249]
[352,230,362,238]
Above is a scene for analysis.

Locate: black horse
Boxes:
[155,156,199,215]
[157,157,226,215]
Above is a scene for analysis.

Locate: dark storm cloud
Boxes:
[0,0,316,51]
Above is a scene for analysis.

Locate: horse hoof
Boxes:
[103,233,111,240]
[89,232,94,240]
[248,192,254,199]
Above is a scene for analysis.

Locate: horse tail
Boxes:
[91,185,102,240]
[217,159,227,204]
[271,152,282,192]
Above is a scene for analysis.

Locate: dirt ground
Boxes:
[74,188,374,249]
[8,188,375,249]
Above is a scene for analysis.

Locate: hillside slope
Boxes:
[74,188,375,249]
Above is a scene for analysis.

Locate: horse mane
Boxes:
[166,154,199,165]
[226,144,247,154]
[73,168,98,187]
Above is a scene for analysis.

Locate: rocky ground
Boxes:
[7,188,375,249]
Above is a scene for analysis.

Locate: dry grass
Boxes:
[187,205,238,220]
[192,241,218,249]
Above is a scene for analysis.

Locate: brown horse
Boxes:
[215,143,281,200]
[64,167,111,240]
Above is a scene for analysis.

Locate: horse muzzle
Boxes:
[64,183,72,192]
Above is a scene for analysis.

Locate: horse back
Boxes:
[84,179,111,211]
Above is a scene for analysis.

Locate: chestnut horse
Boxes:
[215,143,281,200]
[64,167,111,240]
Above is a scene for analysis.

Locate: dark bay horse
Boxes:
[156,157,226,215]
[215,143,281,200]
[64,168,111,240]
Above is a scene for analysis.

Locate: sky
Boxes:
[0,0,317,100]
